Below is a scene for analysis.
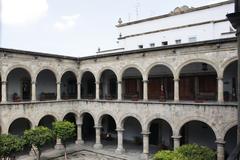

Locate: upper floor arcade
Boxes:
[0,37,237,104]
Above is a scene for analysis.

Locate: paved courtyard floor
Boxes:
[17,140,160,160]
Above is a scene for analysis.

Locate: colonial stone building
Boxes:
[0,1,238,160]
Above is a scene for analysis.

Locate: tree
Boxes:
[0,134,24,159]
[52,121,76,160]
[23,126,53,160]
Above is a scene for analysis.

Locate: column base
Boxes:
[141,153,149,160]
[93,143,103,149]
[75,139,84,145]
[55,143,64,150]
[115,147,125,154]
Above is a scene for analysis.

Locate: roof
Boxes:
[116,0,234,28]
[0,37,237,61]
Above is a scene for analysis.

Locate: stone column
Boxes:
[172,136,181,150]
[55,138,64,149]
[1,81,7,103]
[96,81,100,100]
[143,80,148,101]
[77,82,81,100]
[141,131,150,160]
[174,79,179,102]
[31,81,36,101]
[93,126,103,149]
[57,82,61,100]
[216,139,225,160]
[75,123,84,144]
[218,77,224,103]
[118,81,122,100]
[115,128,125,154]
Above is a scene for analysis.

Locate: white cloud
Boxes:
[53,14,80,32]
[1,0,48,25]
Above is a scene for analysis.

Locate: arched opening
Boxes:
[7,68,31,102]
[36,69,57,101]
[179,63,217,102]
[122,68,143,100]
[9,118,31,136]
[82,113,95,143]
[38,115,56,129]
[81,72,96,99]
[99,115,117,147]
[63,113,77,143]
[224,126,237,159]
[148,119,173,153]
[223,60,237,102]
[99,70,117,100]
[180,121,216,150]
[122,117,142,152]
[61,71,77,100]
[38,115,57,150]
[148,65,174,101]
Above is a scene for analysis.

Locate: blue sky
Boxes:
[1,0,226,57]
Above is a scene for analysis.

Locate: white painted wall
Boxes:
[117,2,235,50]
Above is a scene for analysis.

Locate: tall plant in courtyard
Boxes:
[23,126,53,160]
[52,121,76,160]
[153,144,215,160]
[0,134,24,159]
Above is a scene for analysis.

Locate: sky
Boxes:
[0,0,228,57]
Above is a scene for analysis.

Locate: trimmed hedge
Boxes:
[153,144,215,160]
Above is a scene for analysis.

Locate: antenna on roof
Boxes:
[135,0,141,20]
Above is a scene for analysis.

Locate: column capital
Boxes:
[217,77,223,80]
[141,131,150,135]
[56,81,61,85]
[76,122,83,126]
[1,81,7,84]
[118,81,122,84]
[94,125,102,129]
[116,128,124,132]
[142,80,149,83]
[95,81,100,85]
[172,135,182,139]
[215,139,226,145]
[77,82,81,85]
[31,81,36,84]
[174,79,180,81]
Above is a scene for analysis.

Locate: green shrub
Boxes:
[176,144,215,160]
[153,150,188,160]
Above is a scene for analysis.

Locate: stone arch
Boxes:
[176,59,219,79]
[8,117,33,135]
[80,69,96,82]
[97,67,119,82]
[144,114,173,132]
[96,111,118,126]
[7,116,35,129]
[145,62,175,79]
[60,69,78,82]
[79,110,96,124]
[36,113,60,125]
[221,120,237,139]
[118,113,143,129]
[34,66,59,82]
[119,64,144,80]
[5,65,33,82]
[220,56,238,78]
[175,116,218,138]
[62,111,79,120]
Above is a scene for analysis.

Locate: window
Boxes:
[175,39,181,44]
[138,45,143,49]
[150,43,155,47]
[162,41,168,46]
[189,37,197,43]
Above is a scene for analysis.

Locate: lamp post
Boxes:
[227,0,240,148]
